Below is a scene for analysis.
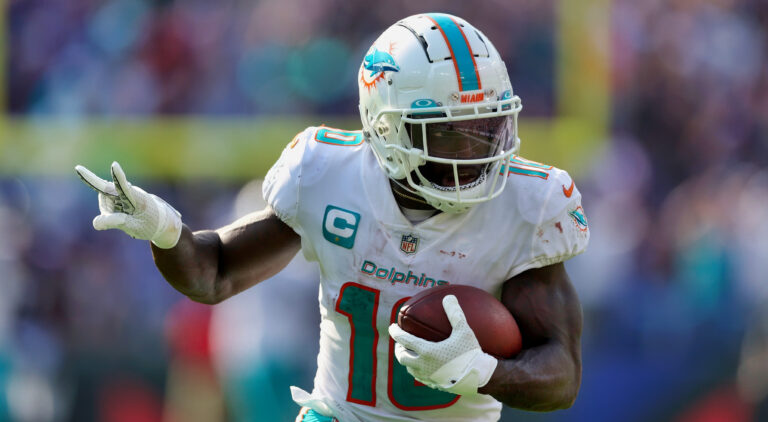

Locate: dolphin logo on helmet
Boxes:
[363,48,400,76]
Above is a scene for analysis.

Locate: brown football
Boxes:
[397,284,522,359]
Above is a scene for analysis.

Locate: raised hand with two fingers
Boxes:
[75,161,182,249]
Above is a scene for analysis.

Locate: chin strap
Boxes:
[389,179,434,209]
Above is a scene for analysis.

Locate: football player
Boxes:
[76,13,589,422]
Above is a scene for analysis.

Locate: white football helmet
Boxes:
[359,13,522,213]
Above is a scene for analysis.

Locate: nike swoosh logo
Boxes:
[563,180,575,198]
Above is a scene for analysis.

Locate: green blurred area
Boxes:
[0,114,603,181]
[0,116,357,181]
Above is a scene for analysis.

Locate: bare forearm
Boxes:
[151,225,223,303]
[478,342,581,411]
[150,208,302,304]
[488,263,583,410]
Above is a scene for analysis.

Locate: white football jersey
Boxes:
[263,126,589,422]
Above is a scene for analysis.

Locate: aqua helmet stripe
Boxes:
[425,13,482,91]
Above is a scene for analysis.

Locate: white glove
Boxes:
[291,386,365,422]
[75,161,182,249]
[388,295,498,396]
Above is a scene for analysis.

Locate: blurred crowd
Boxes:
[3,0,768,421]
[569,0,768,420]
[8,0,555,117]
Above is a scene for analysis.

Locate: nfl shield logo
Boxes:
[400,234,419,254]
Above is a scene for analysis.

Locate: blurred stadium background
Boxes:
[1,0,767,421]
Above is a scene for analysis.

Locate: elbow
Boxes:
[554,386,579,410]
[187,293,224,305]
[525,385,579,412]
[551,375,581,410]
[525,372,581,412]
[551,354,582,410]
[180,279,230,305]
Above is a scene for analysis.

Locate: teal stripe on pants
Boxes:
[297,407,337,422]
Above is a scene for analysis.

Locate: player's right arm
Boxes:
[477,262,582,410]
[151,207,300,304]
[76,161,301,305]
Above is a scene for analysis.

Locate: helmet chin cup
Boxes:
[405,152,512,213]
[358,13,522,212]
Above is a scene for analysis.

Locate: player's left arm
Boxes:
[477,262,582,411]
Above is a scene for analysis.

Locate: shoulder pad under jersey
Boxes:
[263,126,365,228]
[508,157,581,225]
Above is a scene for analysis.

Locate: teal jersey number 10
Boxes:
[335,282,460,410]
